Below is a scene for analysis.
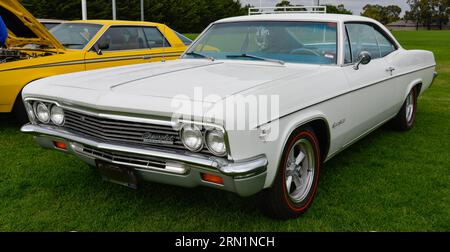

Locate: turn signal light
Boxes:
[53,141,67,150]
[201,173,224,185]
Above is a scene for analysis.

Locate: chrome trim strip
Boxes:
[1,53,183,72]
[72,143,187,175]
[21,124,267,177]
[258,64,436,127]
[324,112,397,162]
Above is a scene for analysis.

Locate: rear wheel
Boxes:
[392,87,417,131]
[261,127,321,219]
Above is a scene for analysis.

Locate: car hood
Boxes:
[0,0,64,50]
[48,59,318,101]
[24,59,320,117]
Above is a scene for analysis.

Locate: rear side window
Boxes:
[143,27,170,48]
[173,30,192,45]
[374,30,396,57]
[346,23,397,62]
[98,26,148,51]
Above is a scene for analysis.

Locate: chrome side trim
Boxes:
[257,64,436,127]
[324,112,397,162]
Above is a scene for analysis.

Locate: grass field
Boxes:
[0,31,449,231]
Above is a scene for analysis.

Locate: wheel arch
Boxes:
[12,78,44,109]
[268,114,331,187]
[404,79,423,100]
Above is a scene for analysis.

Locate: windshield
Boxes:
[50,23,102,49]
[184,21,338,65]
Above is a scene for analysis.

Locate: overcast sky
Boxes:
[240,0,410,15]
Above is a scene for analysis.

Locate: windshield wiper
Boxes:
[185,51,215,61]
[226,53,284,65]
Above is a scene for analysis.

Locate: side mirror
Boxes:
[353,51,372,70]
[97,40,110,50]
[91,40,109,55]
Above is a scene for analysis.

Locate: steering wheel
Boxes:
[290,48,322,57]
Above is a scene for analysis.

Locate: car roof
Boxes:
[64,20,164,26]
[215,13,377,24]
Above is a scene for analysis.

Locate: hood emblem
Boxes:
[142,132,175,145]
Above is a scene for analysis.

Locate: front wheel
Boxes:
[261,127,321,219]
[392,88,417,131]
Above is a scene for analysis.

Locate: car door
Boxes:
[342,22,400,143]
[84,25,153,70]
[142,26,182,62]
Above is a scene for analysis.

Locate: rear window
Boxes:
[173,30,192,45]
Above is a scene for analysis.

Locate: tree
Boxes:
[275,0,299,12]
[361,4,402,24]
[432,0,450,30]
[276,0,292,7]
[325,4,352,15]
[405,0,449,30]
[405,0,422,30]
[20,0,249,33]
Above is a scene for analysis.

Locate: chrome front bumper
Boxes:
[21,124,268,196]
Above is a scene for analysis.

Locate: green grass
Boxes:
[0,31,449,231]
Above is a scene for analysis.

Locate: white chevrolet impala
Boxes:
[21,13,437,219]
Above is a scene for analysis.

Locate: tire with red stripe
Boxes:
[392,87,417,131]
[261,126,321,219]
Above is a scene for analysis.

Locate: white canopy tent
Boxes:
[81,0,145,21]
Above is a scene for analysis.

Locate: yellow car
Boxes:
[0,0,190,122]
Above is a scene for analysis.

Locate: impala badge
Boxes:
[142,132,175,145]
[332,118,346,129]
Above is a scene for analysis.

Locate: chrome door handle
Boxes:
[386,67,396,73]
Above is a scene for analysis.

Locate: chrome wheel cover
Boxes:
[405,91,414,122]
[285,138,315,203]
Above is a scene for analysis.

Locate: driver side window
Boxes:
[345,23,397,62]
[97,26,148,51]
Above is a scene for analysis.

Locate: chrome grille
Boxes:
[63,110,192,151]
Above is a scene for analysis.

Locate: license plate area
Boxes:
[96,160,139,189]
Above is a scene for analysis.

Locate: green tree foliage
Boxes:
[405,0,450,30]
[20,0,249,33]
[325,4,352,15]
[274,1,351,14]
[361,4,402,24]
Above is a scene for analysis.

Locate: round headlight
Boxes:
[24,102,36,123]
[50,105,65,126]
[35,102,50,123]
[205,129,227,157]
[181,125,203,152]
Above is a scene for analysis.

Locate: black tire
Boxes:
[261,127,321,219]
[392,87,417,131]
[12,94,29,125]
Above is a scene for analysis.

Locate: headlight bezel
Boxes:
[50,105,65,126]
[179,121,229,157]
[24,101,36,123]
[205,128,227,157]
[180,124,204,152]
[34,102,50,123]
[25,98,65,126]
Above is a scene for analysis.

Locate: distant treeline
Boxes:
[20,0,250,33]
